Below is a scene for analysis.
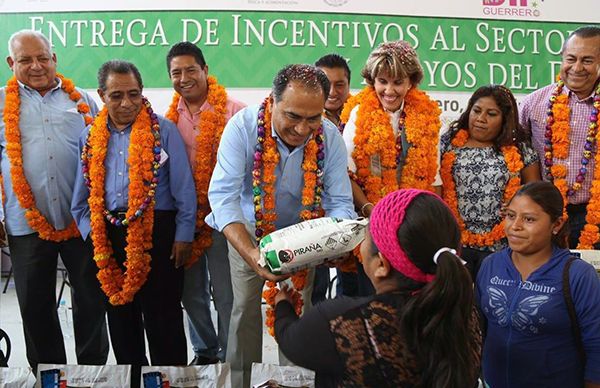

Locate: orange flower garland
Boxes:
[340,89,366,125]
[545,83,575,221]
[441,129,524,247]
[256,97,323,337]
[349,86,440,204]
[85,103,158,305]
[329,88,360,273]
[401,88,441,188]
[579,172,600,248]
[549,94,571,159]
[3,74,93,241]
[543,79,600,248]
[165,76,228,266]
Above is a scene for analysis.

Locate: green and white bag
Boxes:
[258,217,368,275]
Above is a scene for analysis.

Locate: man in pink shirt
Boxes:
[165,41,246,364]
[520,26,600,248]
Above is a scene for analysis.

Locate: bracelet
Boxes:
[360,202,374,217]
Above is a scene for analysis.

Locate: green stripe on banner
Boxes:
[0,10,587,91]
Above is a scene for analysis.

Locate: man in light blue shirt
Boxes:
[0,30,108,370]
[206,64,356,387]
[71,60,196,378]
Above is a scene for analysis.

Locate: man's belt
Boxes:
[108,209,128,221]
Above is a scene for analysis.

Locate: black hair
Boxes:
[315,53,351,83]
[97,60,143,91]
[271,64,330,103]
[368,193,479,387]
[166,41,207,73]
[561,25,600,54]
[448,84,530,151]
[509,181,569,248]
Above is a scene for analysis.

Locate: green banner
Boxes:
[0,11,585,91]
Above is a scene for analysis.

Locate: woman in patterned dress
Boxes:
[440,84,540,279]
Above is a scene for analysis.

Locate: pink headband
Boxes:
[369,189,440,283]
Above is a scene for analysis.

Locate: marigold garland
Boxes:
[340,89,366,125]
[255,96,324,337]
[83,99,160,305]
[543,78,596,200]
[3,74,93,241]
[339,86,439,270]
[544,80,600,248]
[441,129,524,248]
[165,76,228,267]
[349,86,440,204]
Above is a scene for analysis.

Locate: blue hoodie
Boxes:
[476,247,600,388]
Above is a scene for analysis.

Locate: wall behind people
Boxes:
[0,1,596,125]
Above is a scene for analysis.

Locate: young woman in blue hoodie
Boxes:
[476,181,600,388]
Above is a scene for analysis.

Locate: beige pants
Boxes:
[225,224,314,388]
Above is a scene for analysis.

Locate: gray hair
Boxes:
[97,60,144,91]
[7,30,53,59]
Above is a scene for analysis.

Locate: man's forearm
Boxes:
[222,222,258,270]
[223,222,292,283]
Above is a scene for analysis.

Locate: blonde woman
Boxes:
[341,40,442,294]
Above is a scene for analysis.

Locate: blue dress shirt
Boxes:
[71,114,197,242]
[206,104,356,232]
[0,79,99,236]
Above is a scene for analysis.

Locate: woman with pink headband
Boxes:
[274,189,481,387]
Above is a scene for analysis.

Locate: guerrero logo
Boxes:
[482,0,543,18]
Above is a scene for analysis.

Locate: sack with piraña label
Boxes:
[258,217,368,275]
